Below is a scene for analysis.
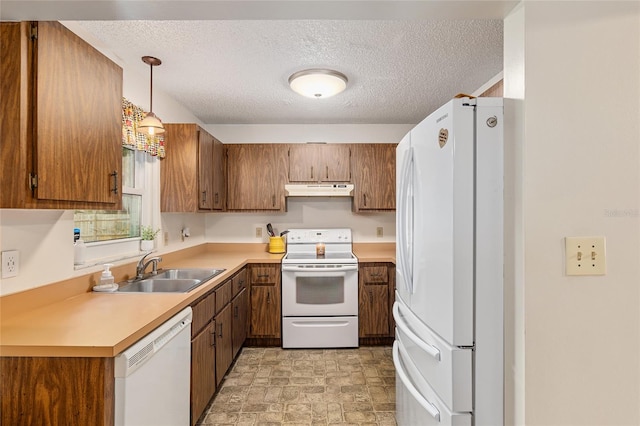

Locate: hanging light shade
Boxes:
[288,69,348,99]
[138,56,165,136]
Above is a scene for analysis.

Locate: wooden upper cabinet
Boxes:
[198,130,214,210]
[288,144,351,182]
[161,123,225,212]
[226,144,288,211]
[211,137,225,210]
[352,144,396,211]
[0,21,123,209]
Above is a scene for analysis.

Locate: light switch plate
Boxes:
[565,236,606,276]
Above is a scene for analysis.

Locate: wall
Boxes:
[504,2,640,425]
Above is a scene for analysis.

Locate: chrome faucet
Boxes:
[136,252,163,279]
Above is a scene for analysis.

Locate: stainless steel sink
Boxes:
[155,268,225,282]
[117,268,226,293]
[118,278,202,293]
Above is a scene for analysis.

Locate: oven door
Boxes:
[281,264,358,316]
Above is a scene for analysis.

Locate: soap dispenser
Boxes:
[93,264,118,292]
[100,263,115,285]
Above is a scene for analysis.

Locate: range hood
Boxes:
[285,183,354,197]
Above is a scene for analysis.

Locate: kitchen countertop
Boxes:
[0,242,395,358]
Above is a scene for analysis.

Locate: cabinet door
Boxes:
[161,123,199,212]
[36,22,122,206]
[320,144,351,182]
[214,303,233,387]
[352,144,396,211]
[212,136,225,210]
[359,284,391,336]
[226,144,287,211]
[249,285,281,338]
[198,129,214,210]
[191,321,216,425]
[288,145,316,182]
[232,287,248,358]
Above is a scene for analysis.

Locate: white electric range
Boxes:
[281,228,359,348]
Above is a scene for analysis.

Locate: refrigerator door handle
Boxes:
[393,302,441,361]
[397,146,414,293]
[393,341,441,422]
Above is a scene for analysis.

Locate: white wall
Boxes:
[504,2,640,425]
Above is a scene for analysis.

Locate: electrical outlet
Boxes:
[376,227,383,238]
[255,227,262,238]
[2,250,19,278]
[164,231,169,244]
[565,236,606,276]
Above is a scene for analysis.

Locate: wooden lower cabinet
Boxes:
[232,287,248,359]
[358,262,396,345]
[0,356,114,426]
[191,321,216,426]
[247,264,281,346]
[214,303,233,387]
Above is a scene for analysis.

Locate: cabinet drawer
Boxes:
[361,265,389,284]
[250,266,278,285]
[232,269,247,296]
[215,279,232,314]
[191,291,216,337]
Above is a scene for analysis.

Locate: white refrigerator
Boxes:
[394,97,504,426]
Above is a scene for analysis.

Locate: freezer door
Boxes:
[394,299,472,412]
[396,130,413,307]
[410,98,475,346]
[394,339,472,426]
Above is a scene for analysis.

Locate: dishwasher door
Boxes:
[115,307,192,426]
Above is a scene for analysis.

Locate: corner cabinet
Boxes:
[226,144,288,211]
[161,123,225,212]
[358,262,396,345]
[246,264,281,346]
[288,144,351,182]
[351,144,397,212]
[1,21,123,209]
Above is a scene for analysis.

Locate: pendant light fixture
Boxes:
[288,69,348,99]
[138,56,165,136]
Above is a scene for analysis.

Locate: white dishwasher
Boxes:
[115,307,192,426]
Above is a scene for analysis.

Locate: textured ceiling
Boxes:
[1,1,509,126]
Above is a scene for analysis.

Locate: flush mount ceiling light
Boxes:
[138,56,165,136]
[288,69,348,99]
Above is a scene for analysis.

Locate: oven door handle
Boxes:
[282,265,358,273]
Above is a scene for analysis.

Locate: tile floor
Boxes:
[197,346,397,425]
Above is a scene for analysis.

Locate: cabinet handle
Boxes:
[272,195,276,207]
[369,289,373,304]
[110,171,118,195]
[326,165,329,179]
[257,274,269,278]
[234,305,238,318]
[218,322,223,338]
[214,192,219,204]
[267,293,271,304]
[310,166,314,179]
[202,190,207,203]
[210,330,216,346]
[363,193,367,206]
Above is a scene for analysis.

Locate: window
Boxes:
[73,147,146,243]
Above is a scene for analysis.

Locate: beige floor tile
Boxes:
[197,346,396,426]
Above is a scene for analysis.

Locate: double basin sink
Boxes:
[117,268,225,293]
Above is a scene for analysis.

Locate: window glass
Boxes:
[73,147,145,243]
